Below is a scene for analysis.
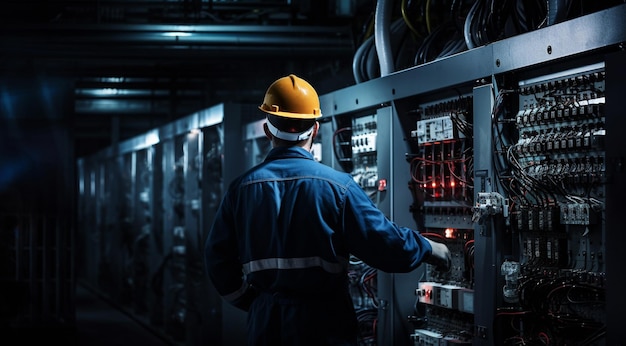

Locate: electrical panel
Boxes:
[403,95,475,345]
[76,104,254,346]
[351,114,379,194]
[329,112,381,345]
[398,64,611,344]
[487,63,608,344]
[318,5,625,345]
[244,118,272,168]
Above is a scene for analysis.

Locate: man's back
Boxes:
[223,146,355,295]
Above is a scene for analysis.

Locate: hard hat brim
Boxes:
[258,105,322,119]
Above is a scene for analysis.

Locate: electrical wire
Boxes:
[401,0,422,39]
[420,231,447,242]
[504,270,606,344]
[332,127,353,172]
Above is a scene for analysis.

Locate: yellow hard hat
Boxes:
[258,74,322,119]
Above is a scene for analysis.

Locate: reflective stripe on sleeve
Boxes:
[242,256,348,275]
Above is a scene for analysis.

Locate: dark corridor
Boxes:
[5,283,174,346]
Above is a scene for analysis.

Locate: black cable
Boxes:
[332,127,353,173]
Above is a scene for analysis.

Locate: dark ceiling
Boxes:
[0,0,374,156]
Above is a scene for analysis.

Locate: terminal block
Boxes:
[472,192,509,223]
[560,202,599,225]
[416,282,474,313]
[413,115,459,145]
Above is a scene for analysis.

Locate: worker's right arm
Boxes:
[341,181,451,273]
[423,237,452,272]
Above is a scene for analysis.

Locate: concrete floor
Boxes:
[74,284,174,346]
[4,284,174,346]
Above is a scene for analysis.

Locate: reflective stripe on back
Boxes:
[243,256,348,275]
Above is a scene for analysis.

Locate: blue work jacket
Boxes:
[204,146,433,344]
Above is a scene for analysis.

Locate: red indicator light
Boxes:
[378,179,387,192]
[445,228,455,238]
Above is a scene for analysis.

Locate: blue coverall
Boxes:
[204,146,434,345]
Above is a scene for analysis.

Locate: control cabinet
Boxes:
[318,5,626,345]
[77,103,255,346]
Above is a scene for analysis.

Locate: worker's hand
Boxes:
[424,238,452,272]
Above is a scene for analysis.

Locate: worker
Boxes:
[204,74,451,346]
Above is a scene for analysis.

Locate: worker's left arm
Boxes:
[204,192,257,311]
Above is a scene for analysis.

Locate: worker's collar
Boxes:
[265,146,314,161]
